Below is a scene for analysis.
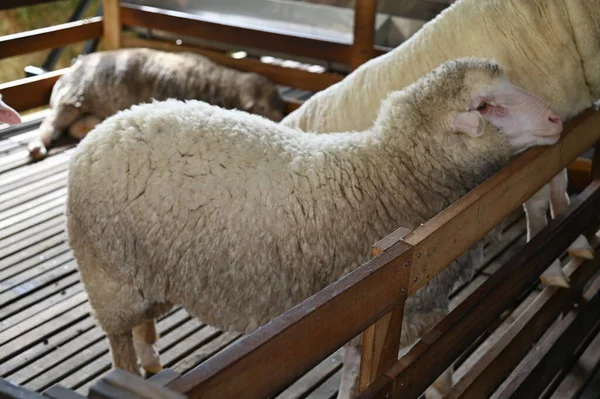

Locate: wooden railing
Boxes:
[1,1,599,398]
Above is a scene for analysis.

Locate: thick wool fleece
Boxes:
[66,60,512,339]
[282,0,600,131]
[38,48,283,142]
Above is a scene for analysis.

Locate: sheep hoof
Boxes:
[27,141,47,161]
[142,361,163,375]
[568,236,594,260]
[540,260,570,288]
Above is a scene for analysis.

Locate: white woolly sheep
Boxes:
[28,48,285,160]
[65,58,562,397]
[0,94,21,125]
[283,0,600,289]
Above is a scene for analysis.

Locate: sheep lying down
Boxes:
[283,0,600,289]
[65,59,562,395]
[0,94,21,125]
[28,47,285,160]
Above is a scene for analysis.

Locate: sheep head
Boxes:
[447,58,563,153]
[238,73,286,122]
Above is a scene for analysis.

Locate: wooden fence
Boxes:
[0,0,599,398]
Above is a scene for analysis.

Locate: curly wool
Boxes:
[282,0,600,131]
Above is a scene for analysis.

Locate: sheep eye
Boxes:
[476,102,488,111]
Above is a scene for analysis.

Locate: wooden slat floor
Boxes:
[1,111,599,399]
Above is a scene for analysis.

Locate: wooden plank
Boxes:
[579,365,600,399]
[0,194,65,231]
[120,4,353,64]
[0,234,66,274]
[0,69,67,113]
[0,145,73,175]
[305,368,342,399]
[101,369,186,399]
[357,180,600,399]
[404,108,600,295]
[491,273,600,399]
[446,232,600,399]
[0,317,96,377]
[567,157,592,191]
[592,140,600,179]
[0,378,46,399]
[0,260,77,313]
[121,37,345,93]
[452,290,538,377]
[74,314,200,394]
[0,0,59,10]
[102,0,121,50]
[0,291,87,348]
[0,162,69,197]
[43,385,86,399]
[0,279,82,333]
[170,333,242,375]
[350,0,377,70]
[0,217,65,259]
[549,327,600,398]
[166,241,413,399]
[149,370,182,387]
[285,99,303,114]
[22,310,190,390]
[0,18,103,59]
[0,174,67,214]
[274,350,343,399]
[359,227,411,392]
[0,251,72,298]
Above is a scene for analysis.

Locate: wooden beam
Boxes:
[359,227,412,392]
[91,369,185,399]
[404,109,600,296]
[102,0,122,50]
[0,69,66,112]
[0,378,47,399]
[351,0,378,70]
[121,37,345,93]
[445,232,600,399]
[167,242,413,399]
[592,140,600,179]
[0,17,102,59]
[493,272,600,398]
[120,4,353,64]
[356,179,600,399]
[567,157,592,191]
[285,99,303,114]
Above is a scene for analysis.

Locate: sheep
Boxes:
[0,94,21,125]
[282,0,600,288]
[65,58,562,396]
[27,47,285,160]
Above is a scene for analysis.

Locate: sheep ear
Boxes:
[0,97,21,125]
[452,111,485,138]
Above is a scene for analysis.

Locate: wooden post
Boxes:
[591,139,600,180]
[102,0,121,49]
[358,227,411,392]
[350,0,377,70]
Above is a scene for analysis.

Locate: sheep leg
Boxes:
[107,331,141,375]
[549,169,594,260]
[336,336,362,399]
[523,186,570,288]
[133,319,163,375]
[69,115,102,140]
[28,104,82,160]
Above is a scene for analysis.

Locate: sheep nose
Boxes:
[548,115,562,126]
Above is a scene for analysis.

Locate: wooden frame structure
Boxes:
[1,0,600,398]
